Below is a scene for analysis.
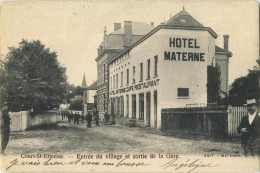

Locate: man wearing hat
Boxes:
[237,99,260,157]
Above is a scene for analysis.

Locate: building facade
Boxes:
[107,10,232,129]
[215,35,232,97]
[83,81,97,115]
[95,22,154,118]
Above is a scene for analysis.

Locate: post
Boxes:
[0,83,3,151]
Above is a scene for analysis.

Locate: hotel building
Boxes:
[106,9,232,129]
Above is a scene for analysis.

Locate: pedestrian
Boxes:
[73,112,77,124]
[68,111,73,123]
[104,111,109,124]
[81,113,84,124]
[61,110,65,120]
[86,111,92,128]
[1,102,10,153]
[76,112,80,124]
[237,99,260,157]
[95,111,99,126]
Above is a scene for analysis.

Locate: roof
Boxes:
[81,73,87,88]
[165,10,204,28]
[111,22,154,35]
[108,10,219,64]
[99,22,154,50]
[215,45,233,57]
[86,81,97,90]
[215,46,226,53]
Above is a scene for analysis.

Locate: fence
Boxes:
[161,106,247,137]
[228,106,247,137]
[10,111,30,131]
[10,110,57,131]
[161,107,228,136]
[30,111,57,128]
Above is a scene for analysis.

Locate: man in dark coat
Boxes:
[86,112,92,128]
[237,99,260,157]
[104,111,109,124]
[76,112,80,124]
[1,102,10,153]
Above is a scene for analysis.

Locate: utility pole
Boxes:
[0,55,3,152]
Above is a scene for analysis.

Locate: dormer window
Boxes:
[180,19,186,23]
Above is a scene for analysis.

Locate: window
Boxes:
[140,63,143,82]
[103,64,106,82]
[120,96,124,116]
[154,55,158,77]
[103,93,106,111]
[177,88,189,97]
[147,59,150,79]
[121,71,123,87]
[139,94,144,120]
[126,95,129,117]
[116,74,118,89]
[126,69,129,85]
[133,66,135,83]
[110,77,112,89]
[113,75,115,90]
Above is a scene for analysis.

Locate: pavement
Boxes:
[5,117,243,156]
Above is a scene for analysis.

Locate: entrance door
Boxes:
[146,92,151,127]
[154,91,157,128]
[139,94,144,120]
[111,98,114,116]
[117,97,120,116]
[132,95,136,119]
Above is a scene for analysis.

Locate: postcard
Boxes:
[0,0,259,172]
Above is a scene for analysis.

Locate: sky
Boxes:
[0,0,259,87]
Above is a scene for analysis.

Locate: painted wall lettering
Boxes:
[169,38,200,48]
[165,37,205,62]
[164,52,205,61]
[110,79,160,96]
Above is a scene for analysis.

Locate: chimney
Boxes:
[151,22,154,27]
[124,21,132,47]
[114,23,121,31]
[223,35,229,51]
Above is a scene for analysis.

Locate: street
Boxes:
[5,117,243,156]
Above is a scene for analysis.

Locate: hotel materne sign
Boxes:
[164,38,205,61]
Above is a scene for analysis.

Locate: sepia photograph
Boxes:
[0,0,259,172]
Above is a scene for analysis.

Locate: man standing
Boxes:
[95,111,99,126]
[104,111,109,124]
[1,102,10,153]
[237,99,260,157]
[86,112,92,128]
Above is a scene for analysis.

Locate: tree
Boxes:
[207,65,221,104]
[64,84,84,103]
[69,95,83,111]
[228,68,259,106]
[0,39,67,111]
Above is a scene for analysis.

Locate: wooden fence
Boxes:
[228,106,247,137]
[161,106,247,138]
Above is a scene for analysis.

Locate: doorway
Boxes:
[154,91,157,128]
[132,95,136,119]
[146,92,151,127]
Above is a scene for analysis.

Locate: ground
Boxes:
[5,117,243,156]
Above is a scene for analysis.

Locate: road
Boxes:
[5,118,243,156]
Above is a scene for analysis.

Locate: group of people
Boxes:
[59,110,101,128]
[60,111,84,124]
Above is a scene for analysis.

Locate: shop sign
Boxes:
[110,79,160,95]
